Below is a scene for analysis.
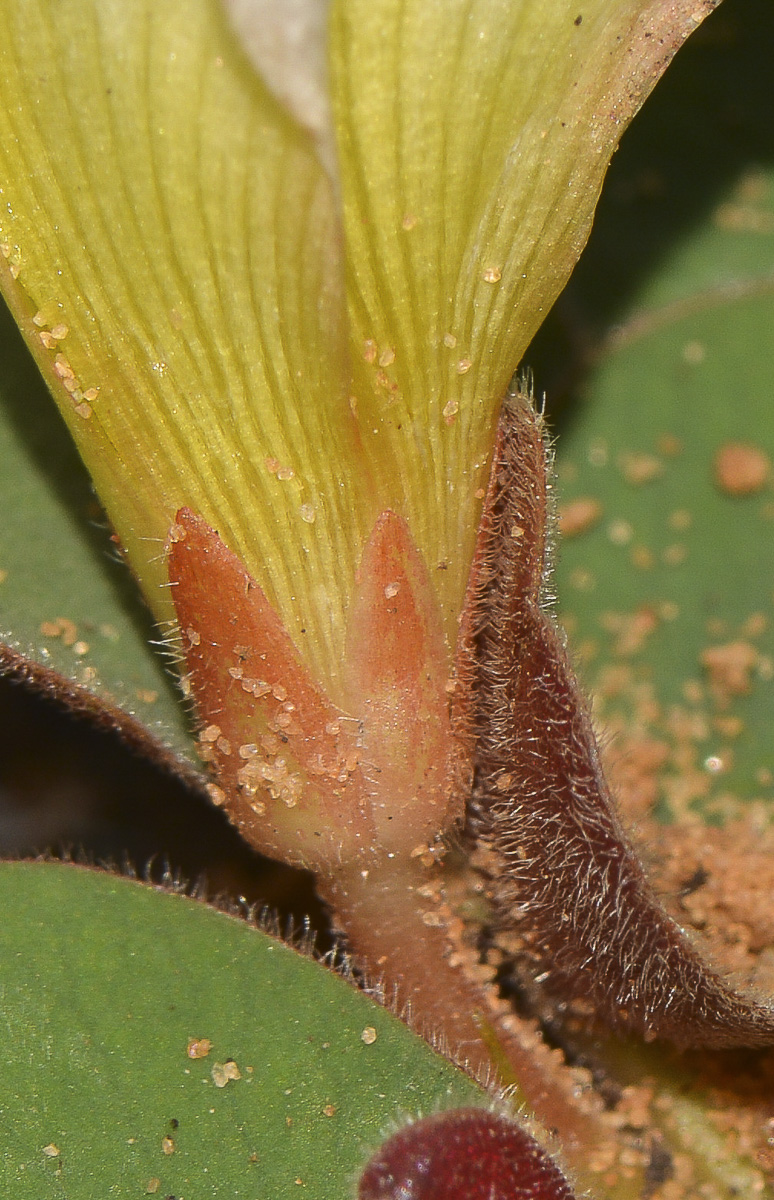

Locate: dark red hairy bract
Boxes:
[357,1108,576,1200]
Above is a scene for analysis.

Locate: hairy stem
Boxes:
[321,858,612,1171]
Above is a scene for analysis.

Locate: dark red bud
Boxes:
[358,1108,576,1200]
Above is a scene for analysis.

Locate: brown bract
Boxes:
[470,389,774,1050]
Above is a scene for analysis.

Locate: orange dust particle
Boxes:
[53,353,74,380]
[323,1104,336,1117]
[442,398,459,424]
[741,611,768,636]
[40,616,78,646]
[713,714,744,739]
[601,608,658,657]
[187,1037,212,1059]
[714,441,771,496]
[212,1059,242,1088]
[630,545,655,570]
[668,508,692,531]
[662,543,687,567]
[619,452,664,486]
[607,519,634,545]
[569,566,596,591]
[559,496,602,537]
[701,640,759,702]
[205,783,226,807]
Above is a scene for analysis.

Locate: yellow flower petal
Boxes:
[332,0,719,646]
[0,0,365,697]
[0,0,719,699]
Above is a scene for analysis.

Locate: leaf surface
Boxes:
[545,0,774,814]
[0,299,195,759]
[0,862,484,1200]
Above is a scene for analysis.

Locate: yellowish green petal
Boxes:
[0,0,366,698]
[332,0,720,647]
[0,0,720,700]
[222,0,337,176]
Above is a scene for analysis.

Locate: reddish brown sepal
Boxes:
[167,508,373,870]
[358,1108,576,1200]
[168,507,467,871]
[471,391,774,1048]
[346,510,463,847]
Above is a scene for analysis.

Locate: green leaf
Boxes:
[0,296,195,760]
[541,0,774,814]
[555,293,774,813]
[0,861,484,1199]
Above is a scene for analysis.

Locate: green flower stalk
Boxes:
[0,0,721,1175]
